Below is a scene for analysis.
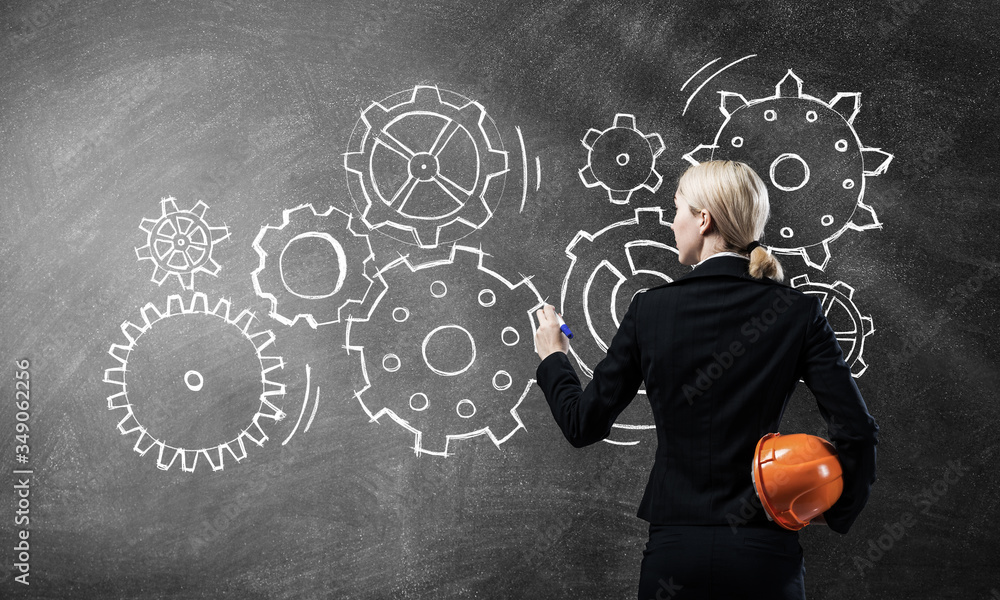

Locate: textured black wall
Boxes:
[1,0,997,598]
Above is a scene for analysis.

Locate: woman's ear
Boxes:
[698,210,713,235]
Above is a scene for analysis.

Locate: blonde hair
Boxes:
[677,160,784,282]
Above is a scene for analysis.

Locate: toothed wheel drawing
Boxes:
[579,113,665,204]
[683,70,894,270]
[251,203,383,328]
[344,85,509,248]
[345,245,543,456]
[791,275,874,377]
[135,197,230,290]
[103,293,287,472]
[561,207,689,445]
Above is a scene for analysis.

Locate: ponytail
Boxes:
[747,245,784,282]
[678,161,785,283]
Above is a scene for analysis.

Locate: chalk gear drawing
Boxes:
[790,275,874,377]
[561,207,689,445]
[135,197,230,290]
[684,70,893,270]
[346,245,544,456]
[344,85,509,248]
[578,113,666,204]
[251,203,384,328]
[104,293,286,472]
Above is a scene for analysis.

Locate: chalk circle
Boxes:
[478,289,496,307]
[769,153,811,192]
[382,353,401,372]
[409,392,429,412]
[280,232,347,299]
[842,179,856,190]
[430,280,447,298]
[806,110,818,122]
[835,139,849,152]
[392,307,410,322]
[409,152,440,182]
[422,325,476,376]
[184,370,204,392]
[764,109,777,121]
[456,399,476,418]
[501,326,520,346]
[821,215,835,227]
[492,370,513,391]
[780,227,794,239]
[731,136,744,148]
[616,153,630,166]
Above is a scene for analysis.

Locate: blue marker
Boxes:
[555,313,574,339]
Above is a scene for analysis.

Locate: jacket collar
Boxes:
[671,255,756,284]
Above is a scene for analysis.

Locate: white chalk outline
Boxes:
[578,114,665,205]
[279,232,347,299]
[135,197,230,291]
[561,207,687,445]
[251,203,383,328]
[681,54,757,116]
[769,153,811,192]
[791,275,874,377]
[282,364,320,445]
[184,370,204,392]
[303,387,320,433]
[683,69,894,270]
[344,85,509,248]
[681,57,722,91]
[516,125,528,213]
[345,244,544,456]
[421,324,477,376]
[104,293,286,472]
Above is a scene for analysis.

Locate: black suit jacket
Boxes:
[536,256,879,534]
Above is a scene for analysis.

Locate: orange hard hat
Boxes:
[752,433,844,531]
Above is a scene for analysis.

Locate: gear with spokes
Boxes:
[103,293,286,472]
[578,113,665,204]
[683,69,893,270]
[251,203,383,328]
[790,274,874,377]
[344,85,509,248]
[135,197,230,290]
[345,245,543,456]
[561,207,689,445]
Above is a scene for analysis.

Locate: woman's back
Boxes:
[532,160,879,598]
[627,255,875,532]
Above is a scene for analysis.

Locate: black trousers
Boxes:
[638,524,806,600]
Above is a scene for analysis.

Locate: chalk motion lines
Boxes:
[683,69,893,270]
[346,245,543,456]
[135,197,230,290]
[104,293,286,472]
[252,203,383,328]
[344,85,509,248]
[579,114,665,204]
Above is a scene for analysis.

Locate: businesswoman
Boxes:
[534,161,879,599]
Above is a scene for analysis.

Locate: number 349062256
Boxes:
[15,359,30,455]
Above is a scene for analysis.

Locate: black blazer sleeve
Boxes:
[535,296,644,448]
[798,296,880,534]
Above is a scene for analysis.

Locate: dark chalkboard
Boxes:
[2,0,999,598]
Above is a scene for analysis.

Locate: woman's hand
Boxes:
[534,304,570,361]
